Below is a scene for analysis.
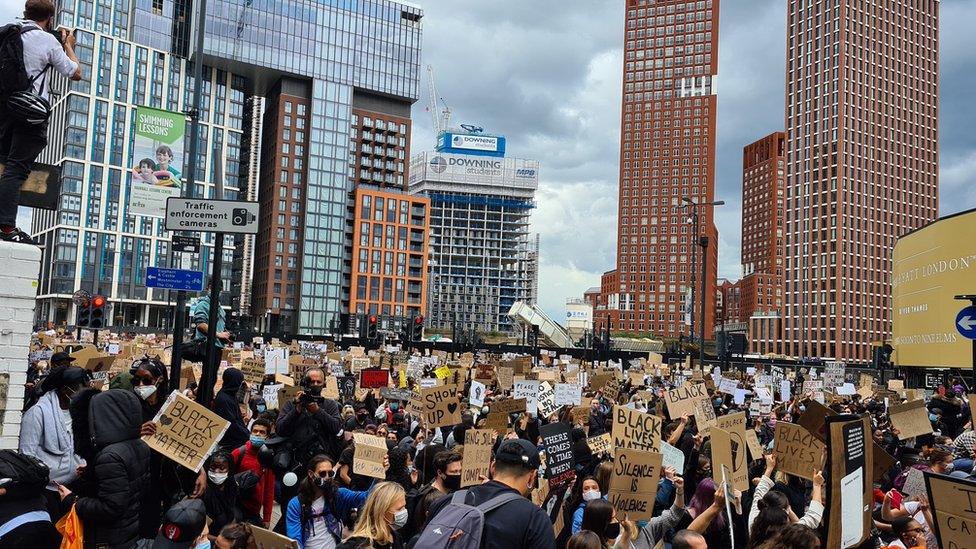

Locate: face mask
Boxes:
[194,540,211,549]
[208,471,228,485]
[392,508,409,529]
[713,399,722,407]
[482,406,490,415]
[605,522,621,540]
[134,385,157,400]
[798,405,806,412]
[443,473,461,492]
[945,463,955,473]
[314,476,332,490]
[256,405,267,413]
[390,403,399,412]
[583,489,602,502]
[250,435,266,447]
[929,413,939,422]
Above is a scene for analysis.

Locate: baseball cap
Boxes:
[50,352,75,364]
[494,438,541,469]
[154,499,207,548]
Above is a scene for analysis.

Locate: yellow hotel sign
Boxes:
[892,209,976,368]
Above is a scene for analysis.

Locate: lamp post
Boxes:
[682,197,724,367]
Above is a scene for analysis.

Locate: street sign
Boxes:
[165,197,259,234]
[172,234,200,254]
[146,267,205,291]
[956,306,976,340]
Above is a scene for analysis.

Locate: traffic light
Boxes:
[410,315,424,341]
[367,315,378,342]
[89,295,107,329]
[76,297,91,327]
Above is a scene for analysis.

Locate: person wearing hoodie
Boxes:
[214,368,250,449]
[18,365,88,519]
[59,388,150,549]
[231,418,276,527]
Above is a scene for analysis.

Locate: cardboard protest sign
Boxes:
[887,379,904,391]
[540,422,575,486]
[249,524,298,548]
[587,433,612,456]
[349,358,370,374]
[513,380,540,414]
[608,449,663,522]
[469,380,487,408]
[611,405,662,452]
[693,395,718,431]
[379,387,416,402]
[773,422,824,481]
[360,369,389,389]
[143,392,230,472]
[483,412,510,433]
[490,398,527,416]
[262,384,281,410]
[461,429,495,487]
[710,427,743,490]
[416,384,462,428]
[497,366,514,391]
[661,441,685,473]
[537,382,558,419]
[825,415,872,549]
[902,467,927,497]
[740,429,762,459]
[665,382,708,419]
[352,433,388,479]
[798,399,834,442]
[716,412,749,491]
[554,383,582,407]
[889,399,933,439]
[570,405,591,425]
[925,473,976,549]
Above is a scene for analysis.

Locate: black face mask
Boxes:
[605,522,621,540]
[443,473,461,492]
[313,476,334,495]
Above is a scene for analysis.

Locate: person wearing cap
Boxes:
[0,450,60,548]
[18,364,88,520]
[423,438,557,549]
[154,498,209,549]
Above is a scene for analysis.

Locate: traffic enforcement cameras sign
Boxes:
[165,197,259,234]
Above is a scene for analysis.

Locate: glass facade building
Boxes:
[32,0,423,333]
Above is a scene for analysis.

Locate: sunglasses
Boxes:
[315,470,337,479]
[133,377,156,386]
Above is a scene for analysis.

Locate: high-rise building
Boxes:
[30,0,424,334]
[408,129,539,336]
[734,132,785,347]
[596,0,721,341]
[781,0,938,362]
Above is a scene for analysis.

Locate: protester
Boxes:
[285,454,375,547]
[18,365,87,518]
[214,368,250,449]
[214,522,256,549]
[746,455,824,533]
[671,529,708,549]
[61,388,150,548]
[337,481,407,549]
[579,499,635,548]
[630,476,686,549]
[0,0,82,245]
[0,450,60,547]
[231,419,275,527]
[153,498,209,549]
[421,438,556,548]
[200,450,243,535]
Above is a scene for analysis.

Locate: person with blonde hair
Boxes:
[338,481,407,549]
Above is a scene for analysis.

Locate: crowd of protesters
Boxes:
[3,326,972,549]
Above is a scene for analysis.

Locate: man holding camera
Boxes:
[0,0,82,245]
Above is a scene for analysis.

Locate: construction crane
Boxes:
[426,65,452,135]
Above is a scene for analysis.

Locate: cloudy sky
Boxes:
[3,0,974,322]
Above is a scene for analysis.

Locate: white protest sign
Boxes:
[719,378,738,395]
[262,384,282,410]
[661,441,686,473]
[554,383,582,407]
[513,380,540,414]
[537,382,558,419]
[264,347,288,375]
[469,380,487,408]
[780,380,792,402]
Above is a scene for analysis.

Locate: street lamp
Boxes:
[682,197,724,368]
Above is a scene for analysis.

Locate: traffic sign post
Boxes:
[146,267,205,291]
[954,297,976,387]
[172,234,200,254]
[165,198,259,234]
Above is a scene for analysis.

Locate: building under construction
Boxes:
[408,129,539,336]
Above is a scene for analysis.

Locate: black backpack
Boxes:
[233,445,261,500]
[0,24,37,98]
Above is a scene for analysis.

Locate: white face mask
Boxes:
[583,489,602,502]
[392,508,409,529]
[134,385,157,400]
[208,471,228,485]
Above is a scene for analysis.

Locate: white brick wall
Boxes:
[0,242,40,450]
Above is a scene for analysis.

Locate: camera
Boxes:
[299,392,325,406]
[231,208,256,226]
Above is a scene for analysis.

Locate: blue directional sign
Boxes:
[146,267,205,291]
[956,306,976,340]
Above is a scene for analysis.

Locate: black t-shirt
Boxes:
[425,480,556,549]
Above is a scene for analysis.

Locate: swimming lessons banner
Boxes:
[129,106,185,217]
